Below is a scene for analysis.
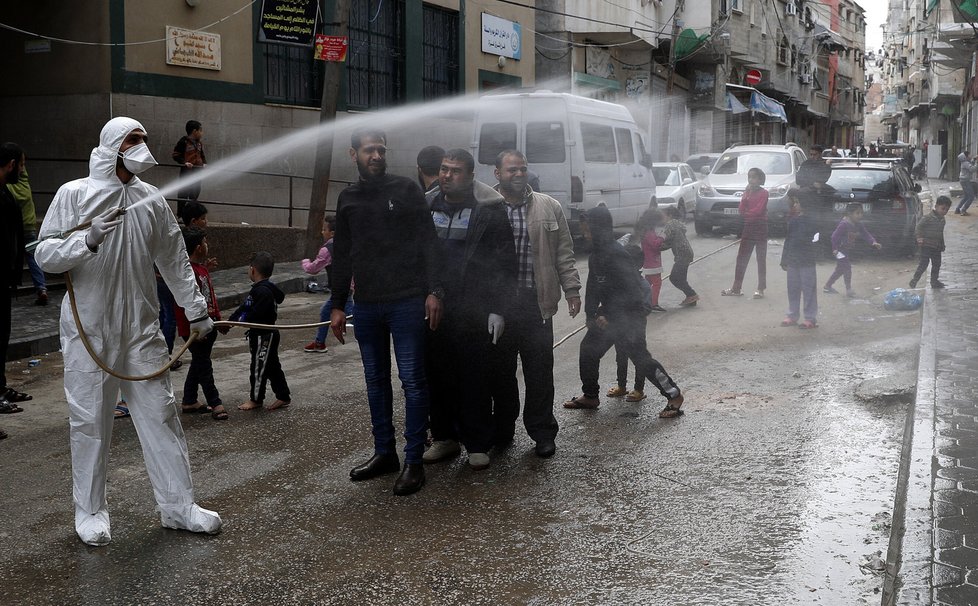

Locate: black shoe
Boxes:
[932,281,946,289]
[534,438,556,458]
[909,278,918,288]
[392,463,425,496]
[349,452,400,482]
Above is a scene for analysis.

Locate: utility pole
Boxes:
[666,0,683,94]
[305,0,352,260]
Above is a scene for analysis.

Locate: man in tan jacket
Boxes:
[491,150,581,458]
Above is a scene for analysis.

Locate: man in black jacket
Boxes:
[563,205,685,419]
[0,142,26,427]
[330,129,444,496]
[422,149,516,470]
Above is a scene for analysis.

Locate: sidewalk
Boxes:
[886,179,978,605]
[7,263,313,361]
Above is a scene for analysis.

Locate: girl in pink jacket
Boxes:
[722,167,769,298]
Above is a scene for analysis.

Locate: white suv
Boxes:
[693,143,807,235]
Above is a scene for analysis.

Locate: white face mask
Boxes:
[118,143,157,174]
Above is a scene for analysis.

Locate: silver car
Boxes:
[651,163,699,221]
[693,143,807,236]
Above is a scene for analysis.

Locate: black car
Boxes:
[807,159,923,256]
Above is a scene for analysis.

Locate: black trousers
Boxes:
[0,287,9,389]
[248,330,290,404]
[580,312,680,401]
[489,289,559,443]
[182,330,221,406]
[912,248,942,285]
[669,261,697,297]
[426,317,494,453]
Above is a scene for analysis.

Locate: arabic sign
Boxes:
[259,0,319,47]
[481,13,521,60]
[166,27,221,71]
[314,35,348,62]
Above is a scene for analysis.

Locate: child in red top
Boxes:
[175,226,227,420]
[722,167,769,298]
[639,209,669,313]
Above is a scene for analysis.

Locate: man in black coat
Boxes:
[0,142,27,425]
[422,149,516,470]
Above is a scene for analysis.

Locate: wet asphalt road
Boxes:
[0,232,920,605]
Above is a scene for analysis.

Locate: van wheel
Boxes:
[694,219,712,236]
[678,201,687,222]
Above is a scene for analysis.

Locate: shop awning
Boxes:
[725,83,788,122]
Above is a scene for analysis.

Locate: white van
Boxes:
[472,92,656,229]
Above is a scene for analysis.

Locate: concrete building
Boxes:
[0,0,536,225]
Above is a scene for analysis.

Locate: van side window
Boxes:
[615,128,635,164]
[526,122,565,163]
[580,123,617,163]
[478,122,517,165]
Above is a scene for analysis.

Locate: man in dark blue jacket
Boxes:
[563,205,685,418]
[422,149,516,471]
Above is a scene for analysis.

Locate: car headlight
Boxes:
[768,184,790,197]
[698,183,716,197]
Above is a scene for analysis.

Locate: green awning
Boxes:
[960,0,978,19]
[675,29,709,60]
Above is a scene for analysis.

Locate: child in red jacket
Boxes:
[722,167,769,298]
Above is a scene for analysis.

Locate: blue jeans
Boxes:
[315,297,354,344]
[24,231,46,293]
[156,276,176,354]
[353,297,430,464]
[959,180,977,213]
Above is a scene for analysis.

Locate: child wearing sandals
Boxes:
[607,243,652,402]
[722,167,768,299]
[175,226,229,420]
[227,252,291,412]
[780,191,820,329]
[637,209,668,313]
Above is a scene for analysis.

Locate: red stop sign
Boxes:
[745,69,762,86]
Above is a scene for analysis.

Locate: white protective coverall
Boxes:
[35,117,221,545]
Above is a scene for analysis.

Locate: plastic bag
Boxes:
[883,288,922,311]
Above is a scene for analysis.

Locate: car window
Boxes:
[526,122,565,164]
[681,166,694,181]
[651,167,680,186]
[615,128,635,164]
[793,150,806,168]
[580,123,617,163]
[825,168,895,192]
[712,151,793,175]
[478,122,517,165]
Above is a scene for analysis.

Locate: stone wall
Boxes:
[203,223,307,269]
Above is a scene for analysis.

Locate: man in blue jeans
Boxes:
[329,128,444,496]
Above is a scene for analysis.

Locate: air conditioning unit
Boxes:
[799,73,812,84]
[786,2,797,16]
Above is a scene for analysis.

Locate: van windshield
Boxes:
[712,151,793,175]
[478,122,517,165]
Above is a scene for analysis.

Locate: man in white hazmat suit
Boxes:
[35,117,222,546]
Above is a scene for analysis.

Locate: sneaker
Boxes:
[607,386,627,398]
[955,209,962,214]
[649,305,667,313]
[932,281,947,289]
[909,278,919,288]
[823,286,839,294]
[563,395,600,409]
[625,390,647,402]
[422,439,461,463]
[35,290,48,306]
[679,295,700,307]
[846,290,857,298]
[468,453,490,471]
[752,290,764,299]
[303,341,327,353]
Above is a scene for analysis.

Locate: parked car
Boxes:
[685,152,721,177]
[694,143,806,235]
[808,159,923,256]
[651,162,698,221]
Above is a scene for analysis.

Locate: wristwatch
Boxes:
[429,287,445,300]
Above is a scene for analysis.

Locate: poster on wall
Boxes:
[586,46,615,80]
[166,27,221,70]
[258,0,319,46]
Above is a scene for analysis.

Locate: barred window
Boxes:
[347,0,406,110]
[422,4,460,99]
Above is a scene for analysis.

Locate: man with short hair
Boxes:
[0,142,27,424]
[330,129,444,496]
[416,145,445,194]
[35,117,221,546]
[422,148,516,470]
[490,149,581,458]
[6,150,47,306]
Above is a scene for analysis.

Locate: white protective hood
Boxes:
[35,116,207,370]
